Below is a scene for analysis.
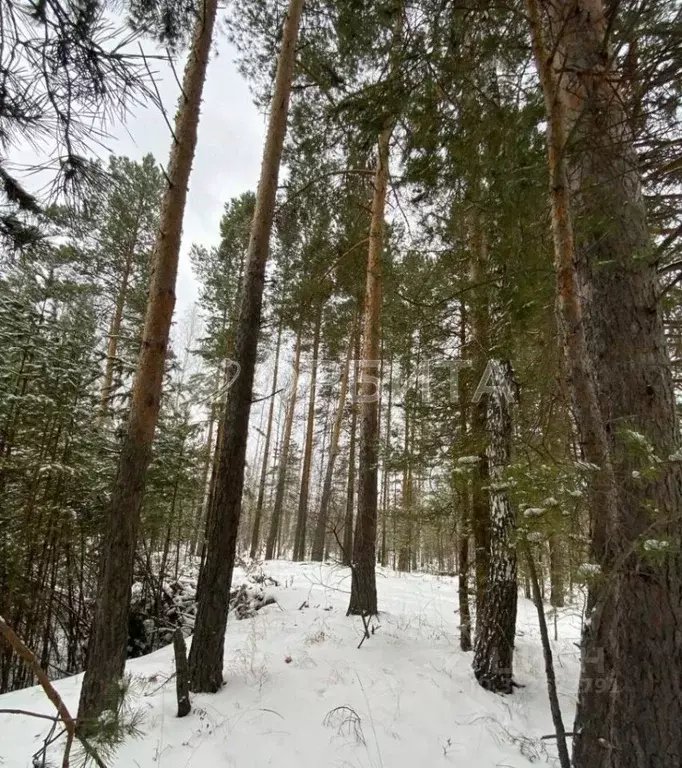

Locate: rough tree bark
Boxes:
[293,309,322,561]
[347,124,391,616]
[250,320,282,559]
[472,361,518,693]
[265,327,302,560]
[77,0,218,723]
[186,0,304,693]
[527,0,682,764]
[312,318,355,561]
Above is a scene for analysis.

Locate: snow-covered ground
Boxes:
[0,562,583,767]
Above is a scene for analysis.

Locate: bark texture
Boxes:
[348,124,391,616]
[187,0,304,694]
[77,0,217,723]
[528,0,682,764]
[473,361,518,694]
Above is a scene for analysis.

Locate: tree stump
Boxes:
[173,629,191,718]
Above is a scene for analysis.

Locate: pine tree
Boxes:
[528,0,682,762]
[0,0,149,246]
[78,0,220,722]
[94,155,164,419]
[188,0,304,693]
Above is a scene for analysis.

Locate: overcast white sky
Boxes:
[108,35,267,316]
[10,32,266,317]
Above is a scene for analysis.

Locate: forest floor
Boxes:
[0,562,583,768]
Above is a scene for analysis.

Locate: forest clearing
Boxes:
[1,562,582,768]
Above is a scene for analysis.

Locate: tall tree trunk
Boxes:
[528,0,682,764]
[348,124,391,616]
[343,335,360,565]
[293,309,322,561]
[265,327,302,560]
[250,320,282,559]
[77,0,218,724]
[312,318,354,561]
[473,361,518,694]
[186,0,303,694]
[469,209,490,618]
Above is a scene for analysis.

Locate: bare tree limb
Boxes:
[0,616,75,767]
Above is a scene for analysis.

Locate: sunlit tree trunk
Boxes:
[187,0,304,693]
[77,0,219,723]
[527,0,682,763]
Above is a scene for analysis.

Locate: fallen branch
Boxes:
[0,616,76,767]
[143,672,176,697]
[0,708,60,721]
